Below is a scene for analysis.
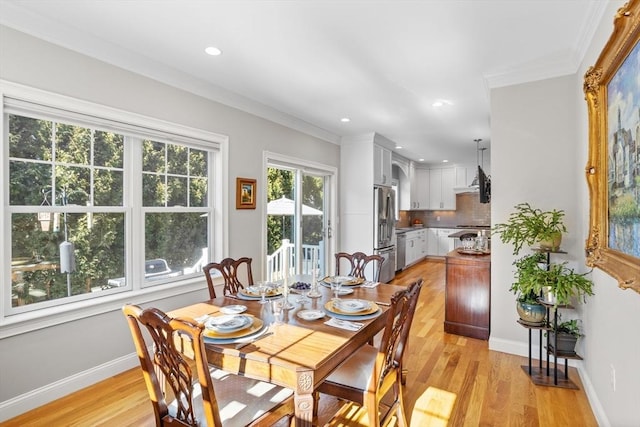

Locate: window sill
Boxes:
[0,276,217,339]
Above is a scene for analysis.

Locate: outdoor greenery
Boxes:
[266,167,324,254]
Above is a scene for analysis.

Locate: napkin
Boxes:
[361,281,380,288]
[324,318,364,331]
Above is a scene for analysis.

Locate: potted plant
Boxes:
[493,203,568,254]
[510,253,547,325]
[547,317,582,354]
[538,262,594,307]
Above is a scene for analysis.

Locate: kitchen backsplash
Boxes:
[397,193,491,228]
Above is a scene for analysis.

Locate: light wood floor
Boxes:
[3,259,598,426]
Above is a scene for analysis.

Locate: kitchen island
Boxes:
[444,249,491,340]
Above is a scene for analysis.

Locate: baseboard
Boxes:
[577,366,611,427]
[0,352,138,422]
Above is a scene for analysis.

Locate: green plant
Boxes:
[544,263,595,307]
[509,253,547,302]
[555,318,582,337]
[493,203,567,255]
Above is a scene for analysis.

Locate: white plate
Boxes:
[333,299,371,313]
[336,288,354,295]
[297,309,325,321]
[205,315,252,333]
[220,305,247,315]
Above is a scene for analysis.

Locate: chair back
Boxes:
[373,280,422,392]
[122,304,220,427]
[203,257,254,298]
[335,252,384,281]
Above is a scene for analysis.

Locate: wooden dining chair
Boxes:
[334,251,384,282]
[315,278,424,427]
[203,257,254,298]
[122,304,293,427]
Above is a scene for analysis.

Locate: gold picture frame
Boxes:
[584,0,640,293]
[236,177,256,209]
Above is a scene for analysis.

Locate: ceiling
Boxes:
[0,1,607,166]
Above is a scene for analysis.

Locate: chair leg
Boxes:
[394,381,408,427]
[312,391,320,418]
[364,392,380,427]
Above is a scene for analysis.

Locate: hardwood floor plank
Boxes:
[3,259,598,426]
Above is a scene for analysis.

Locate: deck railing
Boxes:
[266,239,324,282]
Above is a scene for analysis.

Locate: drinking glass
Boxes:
[271,298,284,324]
[295,284,310,304]
[330,278,343,301]
[257,282,269,304]
[307,278,322,298]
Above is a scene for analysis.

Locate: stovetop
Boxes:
[456,225,491,229]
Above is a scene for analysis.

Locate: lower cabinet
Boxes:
[444,250,491,340]
[426,228,457,256]
[405,229,427,266]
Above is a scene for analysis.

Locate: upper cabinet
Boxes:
[429,167,456,210]
[410,166,429,209]
[373,144,392,186]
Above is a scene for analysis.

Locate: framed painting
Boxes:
[236,177,256,209]
[584,0,640,293]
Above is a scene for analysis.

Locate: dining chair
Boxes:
[315,278,424,427]
[334,251,384,282]
[203,257,254,298]
[122,304,293,427]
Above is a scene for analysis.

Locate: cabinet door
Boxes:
[438,228,456,256]
[428,169,442,209]
[411,167,429,209]
[374,144,392,186]
[441,168,456,209]
[426,228,438,256]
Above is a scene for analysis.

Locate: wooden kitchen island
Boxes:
[444,249,491,340]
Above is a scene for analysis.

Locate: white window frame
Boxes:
[0,81,228,338]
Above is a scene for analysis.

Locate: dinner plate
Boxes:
[321,276,365,286]
[220,305,247,314]
[203,316,264,339]
[324,300,379,316]
[319,283,354,294]
[297,309,325,321]
[333,299,371,313]
[238,286,282,299]
[205,314,252,333]
[324,307,383,321]
[203,324,268,344]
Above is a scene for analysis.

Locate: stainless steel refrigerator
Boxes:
[373,186,396,282]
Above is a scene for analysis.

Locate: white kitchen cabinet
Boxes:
[404,229,427,266]
[429,167,457,210]
[374,144,392,186]
[427,227,457,256]
[409,166,429,209]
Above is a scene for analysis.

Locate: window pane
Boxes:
[167,143,188,175]
[55,123,91,165]
[9,161,52,205]
[143,173,165,206]
[167,176,187,207]
[144,212,208,285]
[56,165,90,205]
[143,140,165,173]
[95,169,123,206]
[94,130,124,168]
[11,212,125,307]
[190,148,207,177]
[190,177,208,207]
[9,115,52,160]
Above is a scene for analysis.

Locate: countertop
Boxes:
[448,229,492,239]
[444,248,491,262]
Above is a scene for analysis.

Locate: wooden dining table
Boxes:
[168,280,406,426]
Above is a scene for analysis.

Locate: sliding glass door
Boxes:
[266,160,332,281]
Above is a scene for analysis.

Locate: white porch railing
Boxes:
[266,239,324,282]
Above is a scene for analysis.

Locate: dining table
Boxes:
[168,278,407,426]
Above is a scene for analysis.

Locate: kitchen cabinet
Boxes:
[444,249,491,340]
[404,229,427,266]
[429,167,456,210]
[374,144,392,186]
[426,228,457,256]
[409,166,429,209]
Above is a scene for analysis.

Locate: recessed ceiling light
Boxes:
[205,46,222,56]
[418,158,425,162]
[442,159,449,163]
[395,145,402,149]
[340,117,350,123]
[432,100,452,108]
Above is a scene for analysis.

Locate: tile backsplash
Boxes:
[397,193,490,228]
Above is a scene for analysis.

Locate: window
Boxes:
[3,84,223,316]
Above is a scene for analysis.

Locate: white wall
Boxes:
[490,2,640,425]
[0,25,339,419]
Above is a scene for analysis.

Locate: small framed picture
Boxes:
[236,177,256,209]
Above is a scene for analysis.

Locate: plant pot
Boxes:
[548,331,578,354]
[540,286,557,305]
[538,232,562,251]
[516,300,546,325]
